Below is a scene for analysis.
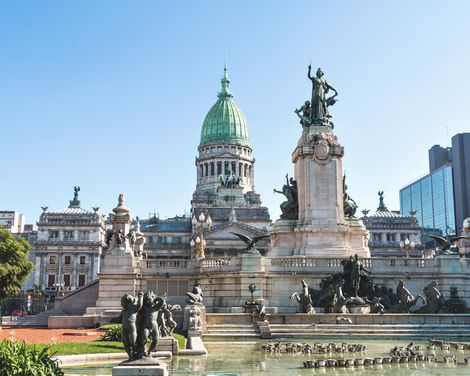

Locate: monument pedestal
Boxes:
[183,303,206,332]
[271,126,369,259]
[113,358,168,376]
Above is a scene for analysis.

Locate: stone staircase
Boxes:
[9,309,66,327]
[269,323,470,339]
[203,323,260,340]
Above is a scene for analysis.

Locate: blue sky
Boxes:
[1,1,469,224]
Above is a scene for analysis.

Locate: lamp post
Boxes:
[400,237,415,260]
[190,212,212,261]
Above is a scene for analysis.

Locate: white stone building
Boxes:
[361,193,422,257]
[0,210,25,233]
[32,188,106,295]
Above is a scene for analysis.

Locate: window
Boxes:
[48,274,55,287]
[372,233,381,243]
[79,230,89,241]
[64,255,71,265]
[78,274,86,287]
[386,233,396,242]
[210,162,214,176]
[80,256,86,265]
[63,274,71,287]
[49,256,56,264]
[64,230,74,239]
[217,162,222,175]
[400,234,407,241]
[49,230,59,239]
[148,236,153,244]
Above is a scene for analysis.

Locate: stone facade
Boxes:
[361,196,423,257]
[32,190,106,296]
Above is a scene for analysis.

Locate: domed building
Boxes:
[191,68,271,257]
[142,68,271,260]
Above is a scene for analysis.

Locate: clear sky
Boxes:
[1,1,469,224]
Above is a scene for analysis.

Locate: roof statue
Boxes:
[377,191,387,211]
[69,186,81,208]
[296,65,338,127]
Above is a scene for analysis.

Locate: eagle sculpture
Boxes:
[230,232,270,251]
[430,235,470,254]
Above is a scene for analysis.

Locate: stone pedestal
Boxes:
[157,337,178,355]
[113,359,168,376]
[240,250,265,273]
[183,303,206,332]
[348,305,370,314]
[271,126,369,259]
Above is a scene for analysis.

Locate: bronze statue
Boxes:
[136,291,165,358]
[307,65,338,124]
[73,186,80,200]
[186,280,203,305]
[430,234,470,254]
[273,174,298,220]
[121,292,143,361]
[219,169,240,188]
[343,175,358,218]
[390,280,425,313]
[157,295,181,336]
[414,281,443,313]
[290,280,315,313]
[366,296,385,314]
[350,254,371,297]
[230,232,270,252]
[331,279,348,313]
[295,100,312,128]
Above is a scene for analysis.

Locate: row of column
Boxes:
[37,251,100,289]
[198,161,252,180]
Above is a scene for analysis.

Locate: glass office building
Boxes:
[400,165,456,236]
[400,133,470,236]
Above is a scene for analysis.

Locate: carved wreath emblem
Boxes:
[311,132,338,164]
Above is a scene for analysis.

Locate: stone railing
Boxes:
[268,257,434,274]
[269,257,343,273]
[143,259,190,270]
[200,257,240,273]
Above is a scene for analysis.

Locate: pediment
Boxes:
[216,151,238,158]
[205,222,267,240]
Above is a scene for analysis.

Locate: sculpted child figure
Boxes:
[121,292,143,361]
[136,291,165,358]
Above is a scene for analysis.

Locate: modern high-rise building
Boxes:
[400,133,470,236]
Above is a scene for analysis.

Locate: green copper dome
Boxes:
[199,69,250,147]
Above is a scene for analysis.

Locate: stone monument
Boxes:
[92,194,144,313]
[271,66,370,258]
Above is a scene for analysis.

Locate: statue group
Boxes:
[274,174,298,220]
[120,291,180,361]
[295,65,338,128]
[291,254,459,315]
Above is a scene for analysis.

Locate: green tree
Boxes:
[0,228,34,303]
